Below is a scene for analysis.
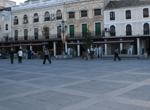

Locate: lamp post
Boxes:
[59,20,67,55]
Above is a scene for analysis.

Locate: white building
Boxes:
[104,0,150,55]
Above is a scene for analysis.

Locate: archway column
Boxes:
[105,39,107,55]
[120,39,123,52]
[53,41,56,56]
[77,41,80,56]
[137,38,140,55]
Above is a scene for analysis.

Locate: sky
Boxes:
[11,0,26,5]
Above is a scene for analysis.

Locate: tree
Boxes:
[82,30,93,51]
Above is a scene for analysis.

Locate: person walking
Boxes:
[17,49,23,63]
[25,50,28,59]
[87,48,91,61]
[10,49,14,64]
[43,48,51,64]
[114,47,121,61]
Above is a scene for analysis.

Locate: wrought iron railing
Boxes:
[0,31,103,43]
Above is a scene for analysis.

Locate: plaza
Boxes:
[0,58,150,110]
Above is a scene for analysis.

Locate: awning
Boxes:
[13,43,43,47]
[67,40,134,45]
[0,43,43,48]
[93,40,134,44]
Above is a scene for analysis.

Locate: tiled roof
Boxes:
[105,0,150,10]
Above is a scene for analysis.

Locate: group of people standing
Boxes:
[9,48,52,64]
[10,49,23,64]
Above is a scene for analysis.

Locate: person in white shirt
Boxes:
[87,48,91,61]
[17,49,23,63]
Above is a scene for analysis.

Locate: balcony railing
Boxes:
[0,32,103,43]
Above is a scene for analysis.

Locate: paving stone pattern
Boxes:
[0,58,150,110]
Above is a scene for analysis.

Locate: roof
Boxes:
[105,0,150,10]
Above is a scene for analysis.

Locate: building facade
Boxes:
[104,0,150,55]
[0,0,104,56]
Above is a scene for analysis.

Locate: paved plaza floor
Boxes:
[0,57,150,110]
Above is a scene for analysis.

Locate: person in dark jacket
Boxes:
[114,47,121,61]
[10,49,14,64]
[43,48,51,64]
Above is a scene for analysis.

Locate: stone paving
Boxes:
[0,57,150,110]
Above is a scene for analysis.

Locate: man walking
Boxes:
[10,49,14,64]
[17,49,23,63]
[43,48,51,64]
[114,47,121,61]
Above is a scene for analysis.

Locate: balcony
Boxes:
[0,32,103,43]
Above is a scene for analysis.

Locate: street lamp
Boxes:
[59,20,67,55]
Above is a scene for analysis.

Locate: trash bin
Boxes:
[144,52,148,59]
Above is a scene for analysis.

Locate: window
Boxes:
[94,9,101,16]
[144,23,149,35]
[23,15,28,24]
[143,8,149,17]
[126,10,131,19]
[126,24,132,36]
[14,30,18,41]
[110,12,115,20]
[24,29,28,40]
[34,28,38,40]
[33,13,39,23]
[69,12,75,18]
[57,26,61,38]
[56,10,62,20]
[14,16,18,25]
[110,25,116,36]
[44,12,50,21]
[5,24,8,30]
[43,27,49,39]
[81,10,87,17]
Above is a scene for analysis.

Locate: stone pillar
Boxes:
[30,46,32,51]
[65,41,67,53]
[53,41,56,56]
[77,41,80,56]
[120,39,123,52]
[137,38,140,55]
[105,39,107,55]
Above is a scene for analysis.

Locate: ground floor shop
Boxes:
[1,36,150,57]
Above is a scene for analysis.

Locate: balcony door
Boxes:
[95,22,101,36]
[82,24,87,35]
[24,29,28,40]
[69,25,74,38]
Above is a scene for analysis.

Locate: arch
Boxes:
[44,11,50,21]
[93,4,101,9]
[67,8,75,12]
[80,6,88,11]
[144,23,149,35]
[33,13,39,22]
[110,25,116,36]
[56,10,62,20]
[126,24,132,36]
